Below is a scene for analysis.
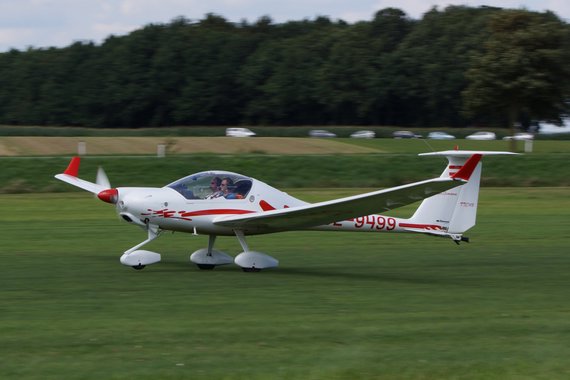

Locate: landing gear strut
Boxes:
[233,230,278,272]
[120,223,162,269]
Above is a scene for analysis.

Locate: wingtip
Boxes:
[63,156,81,177]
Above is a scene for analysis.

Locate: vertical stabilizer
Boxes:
[407,150,516,234]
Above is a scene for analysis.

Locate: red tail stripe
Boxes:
[451,154,483,181]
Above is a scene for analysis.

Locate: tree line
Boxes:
[0,6,568,129]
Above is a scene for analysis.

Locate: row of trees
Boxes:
[0,6,569,128]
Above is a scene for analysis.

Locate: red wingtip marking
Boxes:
[451,154,482,181]
[259,200,276,211]
[64,156,81,177]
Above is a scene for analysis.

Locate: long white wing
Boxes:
[214,177,465,233]
[55,173,105,194]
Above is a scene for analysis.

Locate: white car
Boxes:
[392,130,421,139]
[428,131,455,140]
[466,131,496,140]
[226,128,256,137]
[309,129,336,138]
[503,132,534,141]
[350,130,375,139]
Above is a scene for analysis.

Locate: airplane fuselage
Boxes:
[116,186,441,236]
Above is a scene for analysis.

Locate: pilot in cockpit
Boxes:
[206,176,223,199]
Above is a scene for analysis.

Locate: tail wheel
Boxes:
[132,264,146,270]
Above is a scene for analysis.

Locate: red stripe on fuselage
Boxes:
[179,209,255,218]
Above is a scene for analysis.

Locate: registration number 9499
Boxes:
[354,215,396,230]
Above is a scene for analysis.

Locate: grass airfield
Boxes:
[1,187,569,379]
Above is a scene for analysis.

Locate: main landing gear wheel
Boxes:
[190,235,233,270]
[242,267,261,273]
[132,264,146,270]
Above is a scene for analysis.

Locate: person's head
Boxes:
[210,177,221,191]
[220,177,233,193]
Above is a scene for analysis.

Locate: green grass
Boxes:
[1,188,569,379]
[2,145,570,194]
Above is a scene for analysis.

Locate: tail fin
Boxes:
[406,150,517,236]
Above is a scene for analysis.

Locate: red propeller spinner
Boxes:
[97,188,118,204]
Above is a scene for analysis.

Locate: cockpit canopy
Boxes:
[167,171,253,200]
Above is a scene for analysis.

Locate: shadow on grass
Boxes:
[118,256,464,286]
[272,266,462,285]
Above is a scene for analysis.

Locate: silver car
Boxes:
[309,129,337,138]
[350,130,375,139]
[503,133,534,141]
[226,128,256,137]
[466,131,496,140]
[428,131,455,140]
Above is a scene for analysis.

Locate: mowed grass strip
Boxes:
[3,136,570,157]
[0,136,381,156]
[1,188,569,379]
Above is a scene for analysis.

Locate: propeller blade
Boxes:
[96,166,111,189]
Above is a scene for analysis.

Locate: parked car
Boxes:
[466,131,496,140]
[350,130,375,139]
[503,132,534,141]
[226,128,256,137]
[393,130,421,139]
[309,129,336,138]
[428,131,455,140]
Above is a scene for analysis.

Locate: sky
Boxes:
[0,0,569,52]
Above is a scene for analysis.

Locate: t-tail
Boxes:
[401,150,518,243]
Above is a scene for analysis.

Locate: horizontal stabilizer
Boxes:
[419,150,519,158]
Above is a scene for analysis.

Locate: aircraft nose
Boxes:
[97,188,119,204]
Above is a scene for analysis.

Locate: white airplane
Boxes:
[55,150,516,271]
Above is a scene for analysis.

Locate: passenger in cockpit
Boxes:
[220,177,234,198]
[220,177,242,199]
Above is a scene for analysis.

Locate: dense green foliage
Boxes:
[0,7,568,129]
[1,188,569,379]
[463,10,570,128]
